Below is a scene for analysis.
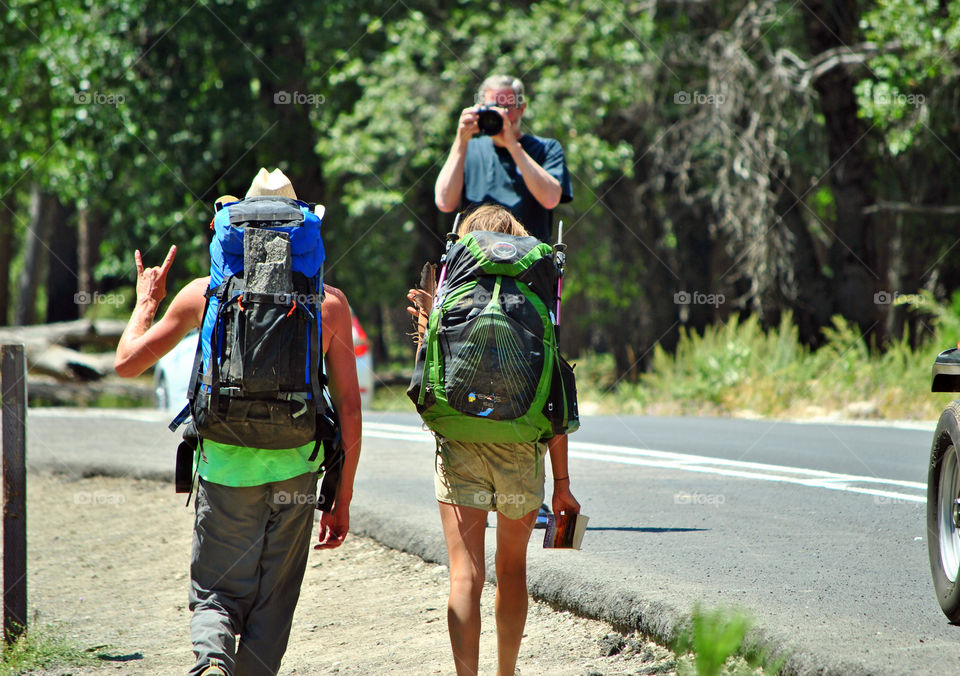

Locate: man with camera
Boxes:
[434,74,573,243]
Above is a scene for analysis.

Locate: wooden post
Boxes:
[2,344,27,644]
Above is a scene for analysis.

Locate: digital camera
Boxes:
[475,106,503,136]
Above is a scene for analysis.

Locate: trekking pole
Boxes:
[553,220,566,326]
[434,212,461,299]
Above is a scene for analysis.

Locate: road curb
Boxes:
[349,505,873,676]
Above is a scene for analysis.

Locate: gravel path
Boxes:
[20,473,679,675]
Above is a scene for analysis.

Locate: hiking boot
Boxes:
[199,660,227,676]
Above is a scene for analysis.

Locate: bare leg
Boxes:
[494,508,537,676]
[438,501,489,676]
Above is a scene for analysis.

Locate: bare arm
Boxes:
[505,139,562,209]
[316,286,363,548]
[487,107,562,210]
[547,434,581,515]
[114,246,206,377]
[435,107,479,212]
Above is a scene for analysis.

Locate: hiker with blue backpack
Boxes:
[407,205,580,676]
[114,168,362,676]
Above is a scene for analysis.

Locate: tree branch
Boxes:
[774,41,902,90]
[863,201,960,216]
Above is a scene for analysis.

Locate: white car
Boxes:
[154,312,375,413]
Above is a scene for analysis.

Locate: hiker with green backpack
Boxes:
[114,168,362,676]
[407,205,580,676]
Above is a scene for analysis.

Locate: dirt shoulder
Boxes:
[20,473,676,675]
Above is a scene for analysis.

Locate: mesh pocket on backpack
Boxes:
[442,303,544,420]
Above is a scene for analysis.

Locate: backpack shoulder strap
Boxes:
[168,289,215,434]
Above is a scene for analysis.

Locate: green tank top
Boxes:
[197,439,324,487]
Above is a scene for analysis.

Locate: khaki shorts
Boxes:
[435,438,545,520]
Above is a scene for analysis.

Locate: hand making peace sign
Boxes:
[134,245,177,306]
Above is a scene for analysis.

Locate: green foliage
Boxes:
[577,294,960,420]
[0,623,96,675]
[371,384,415,412]
[320,0,658,339]
[5,0,960,386]
[915,289,960,341]
[673,604,781,676]
[857,1,960,163]
[641,313,806,410]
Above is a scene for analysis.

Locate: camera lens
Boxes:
[476,107,503,136]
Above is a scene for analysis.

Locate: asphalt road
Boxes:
[21,408,959,675]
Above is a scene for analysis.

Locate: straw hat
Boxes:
[213,194,239,210]
[245,168,297,199]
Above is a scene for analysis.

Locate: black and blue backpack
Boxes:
[170,195,340,497]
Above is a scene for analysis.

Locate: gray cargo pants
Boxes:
[188,471,318,676]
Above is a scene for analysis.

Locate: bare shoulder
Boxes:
[321,284,353,355]
[322,284,351,319]
[168,277,210,328]
[180,276,209,299]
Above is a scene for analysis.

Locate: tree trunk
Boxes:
[0,198,13,326]
[77,207,92,317]
[777,177,834,346]
[15,185,51,326]
[45,198,78,323]
[801,0,882,336]
[601,178,685,380]
[75,208,106,316]
[258,33,324,201]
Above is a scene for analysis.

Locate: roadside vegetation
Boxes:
[581,294,957,421]
[673,604,784,676]
[0,623,97,675]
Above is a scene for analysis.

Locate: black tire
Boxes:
[928,401,960,622]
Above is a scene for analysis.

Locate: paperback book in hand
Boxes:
[542,512,589,550]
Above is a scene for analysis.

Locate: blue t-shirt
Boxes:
[462,134,573,243]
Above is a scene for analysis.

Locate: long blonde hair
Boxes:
[457,205,530,237]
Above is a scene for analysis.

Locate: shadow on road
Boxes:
[586,527,709,533]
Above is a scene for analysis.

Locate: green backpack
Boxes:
[408,230,579,443]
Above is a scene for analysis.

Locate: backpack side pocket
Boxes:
[543,352,579,436]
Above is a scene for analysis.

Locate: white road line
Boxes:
[29,408,171,422]
[364,421,434,443]
[364,422,927,504]
[568,451,925,503]
[567,440,926,490]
